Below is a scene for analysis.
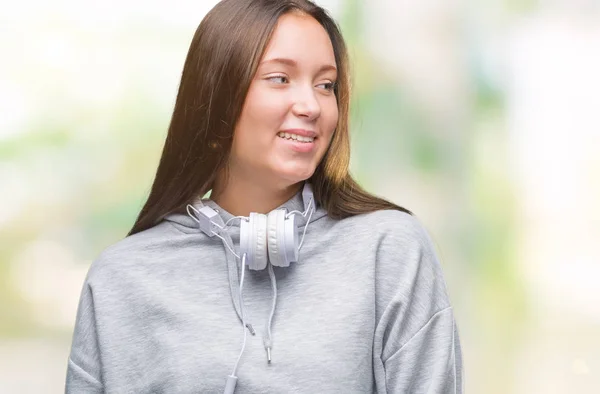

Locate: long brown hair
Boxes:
[128,0,410,236]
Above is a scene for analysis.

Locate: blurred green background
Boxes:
[1,0,599,392]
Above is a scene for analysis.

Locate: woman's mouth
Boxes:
[276,131,317,153]
[277,131,315,143]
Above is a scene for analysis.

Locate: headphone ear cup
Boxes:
[240,213,267,270]
[253,213,268,270]
[267,210,284,267]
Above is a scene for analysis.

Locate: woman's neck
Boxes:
[210,171,303,217]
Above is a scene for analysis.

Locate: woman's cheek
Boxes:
[323,104,338,138]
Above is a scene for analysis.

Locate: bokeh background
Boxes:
[1,0,599,392]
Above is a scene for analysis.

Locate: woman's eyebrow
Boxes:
[260,57,337,73]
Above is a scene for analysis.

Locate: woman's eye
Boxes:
[268,76,288,84]
[317,81,336,91]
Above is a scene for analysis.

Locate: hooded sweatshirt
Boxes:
[66,188,464,393]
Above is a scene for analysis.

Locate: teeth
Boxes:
[277,132,314,143]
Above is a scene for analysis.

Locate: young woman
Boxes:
[66,0,464,393]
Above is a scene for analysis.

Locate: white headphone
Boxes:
[189,182,315,269]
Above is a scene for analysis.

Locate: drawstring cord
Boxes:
[224,253,248,394]
[231,253,248,376]
[263,262,277,363]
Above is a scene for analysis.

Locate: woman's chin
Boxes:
[272,164,316,184]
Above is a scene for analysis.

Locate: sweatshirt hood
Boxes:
[164,184,328,234]
[162,183,328,391]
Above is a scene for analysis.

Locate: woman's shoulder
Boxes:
[343,208,432,246]
[342,208,443,274]
[85,221,181,283]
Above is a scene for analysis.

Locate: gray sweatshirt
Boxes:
[66,190,464,393]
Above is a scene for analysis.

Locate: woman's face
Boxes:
[229,12,339,188]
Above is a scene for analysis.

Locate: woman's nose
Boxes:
[291,85,321,120]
